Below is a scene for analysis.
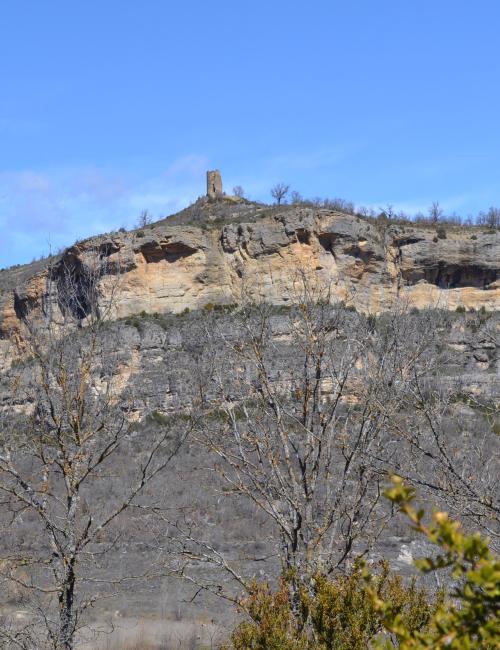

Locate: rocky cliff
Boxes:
[0,198,498,636]
[1,199,499,348]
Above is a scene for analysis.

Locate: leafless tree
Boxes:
[179,283,416,603]
[232,186,245,199]
[135,210,152,228]
[321,197,355,213]
[378,203,396,220]
[270,183,290,205]
[477,206,500,229]
[176,282,499,618]
[290,190,303,205]
[0,252,187,649]
[378,320,499,545]
[429,201,444,223]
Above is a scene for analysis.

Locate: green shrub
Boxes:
[367,313,377,332]
[432,236,438,243]
[125,316,142,330]
[471,234,477,240]
[202,302,237,313]
[455,306,466,313]
[436,227,447,239]
[225,479,500,650]
[372,477,500,649]
[147,410,170,427]
[136,230,145,238]
[225,564,436,650]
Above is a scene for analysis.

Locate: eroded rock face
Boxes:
[1,205,498,345]
[0,220,498,628]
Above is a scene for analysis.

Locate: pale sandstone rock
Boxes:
[1,207,498,347]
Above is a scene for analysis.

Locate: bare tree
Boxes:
[357,205,370,218]
[136,210,152,228]
[290,190,303,205]
[177,284,499,621]
[429,201,444,223]
[477,206,500,228]
[378,203,396,220]
[0,252,187,649]
[378,323,500,545]
[179,282,427,607]
[270,183,290,205]
[232,186,245,199]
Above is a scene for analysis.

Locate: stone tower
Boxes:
[206,170,223,199]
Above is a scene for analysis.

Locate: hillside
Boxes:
[0,197,498,648]
[1,198,498,353]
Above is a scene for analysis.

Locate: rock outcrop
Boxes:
[1,202,498,347]
[0,199,498,630]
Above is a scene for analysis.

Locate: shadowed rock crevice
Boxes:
[140,240,198,264]
[402,263,497,289]
[393,236,426,248]
[344,243,382,264]
[98,241,122,258]
[13,291,39,321]
[163,242,198,263]
[55,256,100,321]
[296,228,311,245]
[318,233,337,253]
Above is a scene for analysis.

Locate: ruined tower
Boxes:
[206,170,223,199]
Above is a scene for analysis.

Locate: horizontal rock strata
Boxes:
[1,205,498,351]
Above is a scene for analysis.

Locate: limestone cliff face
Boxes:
[0,203,498,626]
[0,204,498,345]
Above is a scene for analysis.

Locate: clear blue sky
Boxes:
[1,1,500,267]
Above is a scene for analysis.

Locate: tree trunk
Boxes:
[58,561,76,650]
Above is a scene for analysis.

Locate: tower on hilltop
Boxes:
[206,170,223,199]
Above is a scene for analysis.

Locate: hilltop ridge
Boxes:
[1,197,499,349]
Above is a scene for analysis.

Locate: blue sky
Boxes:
[1,1,500,267]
